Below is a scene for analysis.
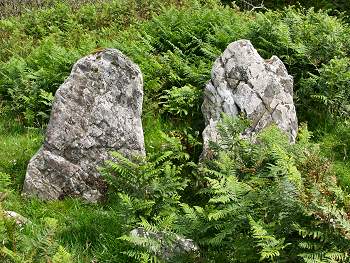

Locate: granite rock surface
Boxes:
[202,40,298,157]
[23,49,145,202]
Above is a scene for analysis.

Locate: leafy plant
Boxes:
[160,85,202,119]
[113,116,350,262]
[193,117,350,262]
[299,58,350,126]
[101,134,197,261]
[0,171,73,263]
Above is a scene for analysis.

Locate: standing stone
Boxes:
[202,40,298,157]
[23,49,145,202]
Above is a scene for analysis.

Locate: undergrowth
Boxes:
[105,116,350,262]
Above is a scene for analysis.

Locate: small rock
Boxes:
[4,211,30,226]
[130,227,198,260]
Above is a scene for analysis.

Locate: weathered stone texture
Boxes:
[202,40,298,156]
[23,49,145,202]
[130,227,199,260]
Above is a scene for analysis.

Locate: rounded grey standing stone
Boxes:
[201,40,298,158]
[23,49,145,203]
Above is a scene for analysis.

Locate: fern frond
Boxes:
[249,216,287,261]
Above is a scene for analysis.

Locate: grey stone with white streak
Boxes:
[130,227,199,260]
[202,40,298,157]
[4,211,31,226]
[23,49,145,202]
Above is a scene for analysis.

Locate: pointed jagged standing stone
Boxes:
[202,40,298,157]
[23,49,145,202]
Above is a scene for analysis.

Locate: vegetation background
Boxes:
[0,0,349,262]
